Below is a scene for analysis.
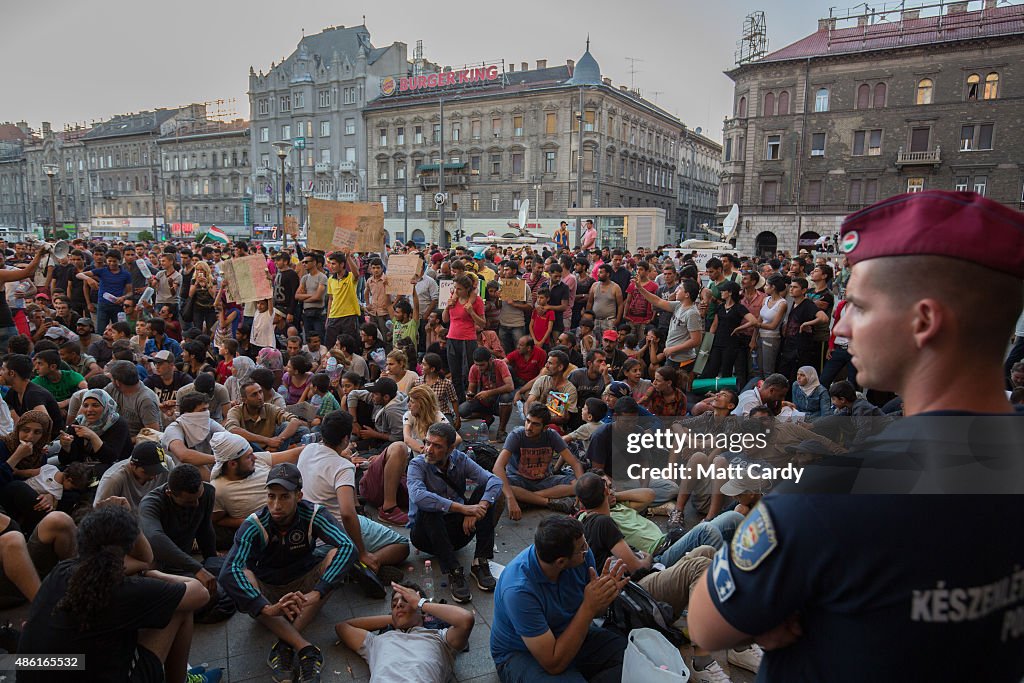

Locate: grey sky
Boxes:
[2,0,829,140]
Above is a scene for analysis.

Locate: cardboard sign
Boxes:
[220,254,272,304]
[437,279,456,310]
[498,277,526,303]
[385,254,422,296]
[307,198,386,254]
[283,215,299,237]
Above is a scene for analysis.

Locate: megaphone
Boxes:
[24,236,71,260]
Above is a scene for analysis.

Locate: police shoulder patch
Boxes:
[711,545,735,602]
[730,501,778,572]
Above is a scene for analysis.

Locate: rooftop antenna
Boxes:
[625,56,644,90]
[735,11,769,66]
[650,90,664,103]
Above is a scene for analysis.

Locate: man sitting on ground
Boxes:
[95,441,173,510]
[407,422,503,604]
[336,581,475,683]
[218,462,356,683]
[458,347,515,442]
[162,392,225,476]
[494,403,583,519]
[224,381,308,452]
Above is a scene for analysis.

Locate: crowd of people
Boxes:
[0,191,1021,683]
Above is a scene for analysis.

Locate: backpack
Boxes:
[467,442,499,473]
[606,580,687,646]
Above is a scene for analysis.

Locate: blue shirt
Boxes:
[406,449,503,525]
[490,544,597,666]
[90,267,132,300]
[144,336,183,359]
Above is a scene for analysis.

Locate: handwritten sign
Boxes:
[283,215,299,237]
[308,198,385,254]
[437,279,456,310]
[220,255,272,304]
[385,254,421,297]
[498,277,526,303]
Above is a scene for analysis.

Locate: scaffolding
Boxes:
[735,12,769,66]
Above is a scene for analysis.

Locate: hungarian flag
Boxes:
[204,225,229,244]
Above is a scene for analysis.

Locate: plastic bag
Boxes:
[622,628,690,683]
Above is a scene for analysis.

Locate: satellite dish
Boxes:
[517,199,530,234]
[722,204,740,238]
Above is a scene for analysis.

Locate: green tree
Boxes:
[137,230,154,242]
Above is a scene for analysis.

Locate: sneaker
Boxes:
[546,496,577,515]
[691,659,732,683]
[668,509,685,531]
[349,561,387,599]
[378,506,409,526]
[448,567,472,603]
[267,640,295,683]
[295,644,324,683]
[186,669,223,683]
[727,644,763,673]
[470,560,496,591]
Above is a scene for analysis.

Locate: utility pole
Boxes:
[438,97,446,250]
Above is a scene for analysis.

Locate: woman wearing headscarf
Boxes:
[792,365,832,418]
[224,355,256,404]
[57,389,131,474]
[257,346,285,390]
[0,409,57,531]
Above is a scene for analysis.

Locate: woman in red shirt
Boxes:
[442,274,485,402]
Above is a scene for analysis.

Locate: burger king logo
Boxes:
[380,76,397,97]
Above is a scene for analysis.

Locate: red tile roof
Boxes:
[0,124,31,143]
[757,3,1024,63]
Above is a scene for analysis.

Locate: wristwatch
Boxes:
[417,597,432,610]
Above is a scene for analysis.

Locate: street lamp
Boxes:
[272,141,291,249]
[42,164,59,240]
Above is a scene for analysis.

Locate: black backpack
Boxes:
[467,443,500,473]
[606,580,687,646]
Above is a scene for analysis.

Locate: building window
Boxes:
[344,88,356,105]
[723,138,732,162]
[414,126,423,144]
[470,155,481,173]
[849,179,862,206]
[777,91,790,115]
[378,162,388,182]
[345,147,356,162]
[761,180,779,206]
[583,110,595,132]
[763,92,775,116]
[814,88,829,112]
[960,123,994,151]
[737,96,747,118]
[907,177,925,193]
[319,121,330,137]
[511,152,523,176]
[345,119,355,135]
[293,92,304,109]
[318,90,330,108]
[396,127,405,145]
[489,154,501,176]
[281,124,291,140]
[984,72,999,100]
[909,127,931,152]
[810,133,826,157]
[260,127,269,142]
[916,79,933,105]
[873,83,887,108]
[491,193,500,211]
[492,118,501,137]
[380,195,388,212]
[807,179,822,206]
[451,123,460,142]
[256,99,271,116]
[414,194,422,212]
[512,192,521,210]
[974,176,988,196]
[279,95,291,112]
[582,190,592,208]
[630,127,636,145]
[765,134,782,160]
[853,129,882,156]
[545,112,556,135]
[864,178,878,203]
[583,148,594,173]
[513,115,524,137]
[966,74,981,101]
[320,149,331,163]
[432,124,441,143]
[261,153,270,168]
[397,194,405,213]
[470,193,480,211]
[857,84,871,110]
[544,151,557,173]
[544,191,554,209]
[955,176,969,192]
[396,164,405,180]
[470,119,481,140]
[376,128,386,147]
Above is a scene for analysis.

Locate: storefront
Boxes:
[566,207,668,253]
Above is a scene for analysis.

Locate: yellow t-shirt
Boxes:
[327,272,360,318]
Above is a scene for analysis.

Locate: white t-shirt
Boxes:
[732,388,764,416]
[359,627,457,683]
[297,443,355,522]
[212,452,274,518]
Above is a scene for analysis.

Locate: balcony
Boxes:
[337,192,358,202]
[419,174,469,189]
[254,193,270,205]
[254,167,269,178]
[315,162,332,174]
[313,192,334,200]
[338,161,356,173]
[896,147,941,167]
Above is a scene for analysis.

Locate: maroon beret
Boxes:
[840,191,1024,278]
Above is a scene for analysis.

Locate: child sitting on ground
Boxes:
[308,372,341,428]
[557,397,609,471]
[25,461,91,514]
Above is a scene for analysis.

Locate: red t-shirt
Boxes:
[625,280,659,324]
[467,358,512,392]
[531,309,555,344]
[447,296,484,341]
[216,359,232,384]
[506,346,547,382]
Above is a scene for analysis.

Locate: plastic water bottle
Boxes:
[422,560,435,598]
[139,287,155,306]
[117,312,127,323]
[137,259,152,279]
[326,356,341,382]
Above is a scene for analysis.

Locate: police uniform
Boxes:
[704,192,1024,682]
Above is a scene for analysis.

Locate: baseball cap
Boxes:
[266,462,302,491]
[130,441,168,476]
[77,317,94,328]
[602,330,618,342]
[210,432,252,479]
[368,376,399,398]
[148,349,174,363]
[605,381,631,399]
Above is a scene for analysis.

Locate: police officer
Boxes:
[687,191,1024,681]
